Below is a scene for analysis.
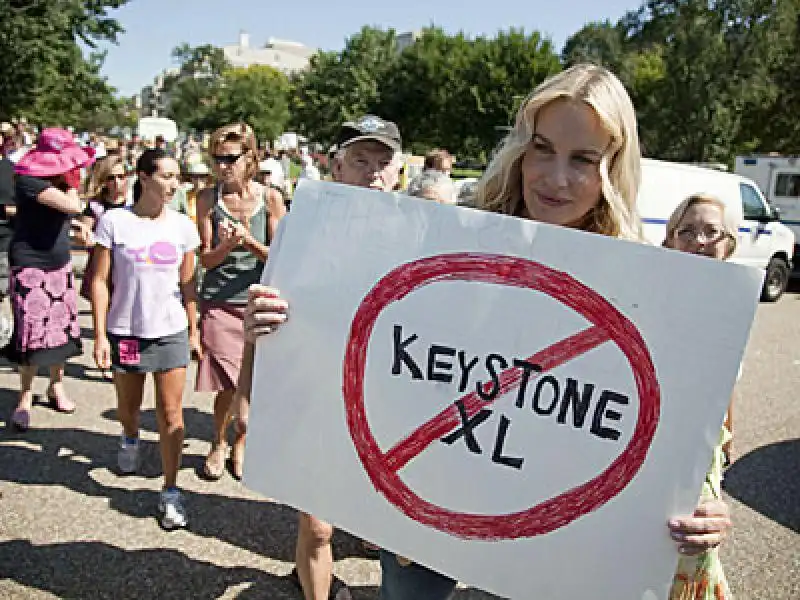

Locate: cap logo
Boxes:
[358,116,384,132]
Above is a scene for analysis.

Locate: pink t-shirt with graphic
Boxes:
[94,207,200,339]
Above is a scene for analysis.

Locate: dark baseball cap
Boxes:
[337,115,402,152]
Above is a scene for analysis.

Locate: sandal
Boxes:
[203,442,228,480]
[10,407,30,431]
[47,386,76,414]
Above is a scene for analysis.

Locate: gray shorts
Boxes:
[108,329,189,373]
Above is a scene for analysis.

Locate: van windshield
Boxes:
[740,184,769,220]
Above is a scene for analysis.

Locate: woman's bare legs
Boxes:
[114,372,146,438]
[154,368,187,489]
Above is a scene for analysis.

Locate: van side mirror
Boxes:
[755,211,777,224]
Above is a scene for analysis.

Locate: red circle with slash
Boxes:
[343,253,660,540]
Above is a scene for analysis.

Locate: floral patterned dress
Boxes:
[7,175,81,365]
[8,264,81,364]
[669,427,732,600]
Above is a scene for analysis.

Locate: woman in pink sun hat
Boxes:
[8,128,94,431]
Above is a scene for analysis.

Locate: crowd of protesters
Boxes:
[0,63,738,600]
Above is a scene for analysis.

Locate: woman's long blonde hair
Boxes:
[84,155,125,202]
[209,122,259,182]
[473,64,643,240]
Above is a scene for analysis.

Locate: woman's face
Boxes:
[670,203,732,260]
[213,141,247,184]
[106,163,128,202]
[520,99,610,228]
[142,158,180,204]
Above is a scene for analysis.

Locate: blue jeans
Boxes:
[379,550,458,600]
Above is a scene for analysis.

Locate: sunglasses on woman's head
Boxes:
[213,153,243,165]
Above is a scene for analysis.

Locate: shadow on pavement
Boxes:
[101,406,217,443]
[0,539,320,599]
[0,539,496,600]
[0,390,384,565]
[723,438,800,532]
[0,354,112,386]
[0,391,503,600]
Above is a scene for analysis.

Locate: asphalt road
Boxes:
[0,282,797,599]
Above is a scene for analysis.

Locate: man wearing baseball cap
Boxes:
[234,115,403,600]
[332,115,402,190]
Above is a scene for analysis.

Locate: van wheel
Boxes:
[761,257,790,302]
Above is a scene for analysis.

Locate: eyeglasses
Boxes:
[213,154,243,165]
[106,173,127,182]
[675,225,728,243]
[345,153,395,173]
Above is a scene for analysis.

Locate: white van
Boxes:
[734,155,800,268]
[638,159,795,301]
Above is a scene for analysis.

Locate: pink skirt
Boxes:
[195,303,246,392]
[7,263,82,366]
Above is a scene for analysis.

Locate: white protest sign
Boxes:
[245,180,763,600]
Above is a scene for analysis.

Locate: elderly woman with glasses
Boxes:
[662,193,738,599]
[195,123,287,480]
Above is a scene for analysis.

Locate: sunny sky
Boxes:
[91,0,640,97]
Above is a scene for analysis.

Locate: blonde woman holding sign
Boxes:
[239,66,732,599]
[662,193,738,600]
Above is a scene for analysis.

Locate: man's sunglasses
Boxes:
[213,154,243,165]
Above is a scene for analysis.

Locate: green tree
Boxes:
[616,0,786,162]
[74,94,139,133]
[736,0,800,153]
[291,26,399,147]
[377,28,476,155]
[561,21,627,73]
[165,44,230,131]
[0,0,128,124]
[464,30,561,158]
[212,65,291,142]
[377,28,559,160]
[624,48,667,156]
[170,43,229,79]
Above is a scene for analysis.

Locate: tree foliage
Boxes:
[564,0,800,162]
[214,66,291,142]
[165,45,291,143]
[293,26,561,159]
[7,0,796,164]
[290,27,400,148]
[0,0,128,124]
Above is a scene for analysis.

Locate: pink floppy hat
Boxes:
[14,128,96,178]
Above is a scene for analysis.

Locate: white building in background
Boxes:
[396,31,420,53]
[223,31,315,74]
[140,32,314,117]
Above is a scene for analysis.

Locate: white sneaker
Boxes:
[117,435,140,474]
[158,489,188,530]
